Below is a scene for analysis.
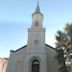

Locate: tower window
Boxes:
[35,21,39,27]
[31,60,40,72]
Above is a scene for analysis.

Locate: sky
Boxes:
[0,0,72,57]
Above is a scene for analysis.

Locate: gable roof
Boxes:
[10,45,27,52]
[10,44,57,53]
[0,58,8,61]
[45,44,57,51]
[4,58,8,61]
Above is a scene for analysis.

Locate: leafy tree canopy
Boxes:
[55,23,72,72]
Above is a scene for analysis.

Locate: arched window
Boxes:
[35,21,39,27]
[31,60,40,72]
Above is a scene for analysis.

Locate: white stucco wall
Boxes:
[45,45,60,72]
[6,44,60,72]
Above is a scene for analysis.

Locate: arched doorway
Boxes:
[31,60,40,72]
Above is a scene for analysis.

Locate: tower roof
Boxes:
[32,0,43,16]
[35,0,40,13]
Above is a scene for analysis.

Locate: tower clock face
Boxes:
[33,40,39,45]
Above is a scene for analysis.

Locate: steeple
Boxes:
[28,0,45,48]
[31,0,43,28]
[35,0,40,13]
[32,0,43,16]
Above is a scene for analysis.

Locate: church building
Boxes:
[6,1,60,72]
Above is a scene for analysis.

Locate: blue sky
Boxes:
[0,0,72,57]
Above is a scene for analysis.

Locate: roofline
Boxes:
[4,58,8,61]
[32,12,43,17]
[0,58,8,62]
[10,44,58,53]
[10,45,27,52]
[45,44,58,51]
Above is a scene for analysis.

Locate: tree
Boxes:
[55,23,72,72]
[55,49,68,72]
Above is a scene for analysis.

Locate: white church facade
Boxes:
[6,2,61,72]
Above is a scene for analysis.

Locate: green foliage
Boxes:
[55,23,72,72]
[56,23,72,56]
[55,49,68,72]
[55,49,64,63]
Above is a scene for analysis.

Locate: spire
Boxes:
[32,0,43,16]
[35,0,40,13]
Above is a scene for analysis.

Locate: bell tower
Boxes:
[27,1,46,52]
[31,0,43,28]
